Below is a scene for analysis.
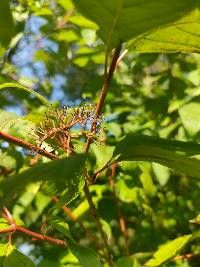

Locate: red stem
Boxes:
[17,225,67,246]
[0,131,58,160]
[85,46,121,153]
[1,210,66,247]
[108,164,129,256]
[51,196,99,245]
[173,253,200,261]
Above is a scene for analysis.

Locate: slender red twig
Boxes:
[108,164,129,256]
[51,196,99,245]
[16,225,67,246]
[1,208,66,247]
[83,47,122,267]
[84,185,113,266]
[85,46,122,153]
[0,132,58,160]
[91,159,113,182]
[173,253,200,261]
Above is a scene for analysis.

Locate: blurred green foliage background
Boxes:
[0,1,200,266]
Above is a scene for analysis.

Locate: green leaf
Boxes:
[0,0,14,47]
[0,218,10,230]
[91,144,114,170]
[0,153,16,170]
[100,219,112,240]
[49,218,72,239]
[0,154,86,207]
[4,247,35,267]
[139,164,157,197]
[179,102,200,136]
[0,110,18,132]
[68,16,98,29]
[115,179,141,204]
[68,240,102,267]
[52,30,79,42]
[0,244,35,266]
[128,9,200,54]
[0,244,9,265]
[152,163,170,186]
[72,0,198,49]
[115,257,134,267]
[144,235,192,266]
[0,83,50,106]
[113,134,200,179]
[58,0,74,10]
[190,212,200,224]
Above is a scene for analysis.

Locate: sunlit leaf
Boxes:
[0,218,10,230]
[0,110,18,132]
[69,16,98,29]
[152,163,170,186]
[145,235,192,266]
[49,218,73,239]
[190,212,200,224]
[73,0,198,48]
[179,102,200,136]
[128,9,200,54]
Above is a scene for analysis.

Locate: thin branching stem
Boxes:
[83,46,122,267]
[84,186,113,266]
[85,46,122,153]
[173,253,200,261]
[1,208,67,247]
[0,132,58,160]
[108,164,129,256]
[51,196,101,247]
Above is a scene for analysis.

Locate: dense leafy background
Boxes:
[0,1,200,266]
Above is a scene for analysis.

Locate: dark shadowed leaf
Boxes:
[0,1,14,47]
[113,134,200,179]
[115,256,133,267]
[68,240,102,267]
[0,154,86,207]
[72,0,198,48]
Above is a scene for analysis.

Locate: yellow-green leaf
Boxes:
[0,83,50,106]
[145,235,192,266]
[73,0,198,49]
[128,9,200,54]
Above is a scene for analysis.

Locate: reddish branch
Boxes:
[85,46,122,153]
[84,185,113,266]
[173,253,200,261]
[108,164,129,256]
[0,132,58,160]
[51,196,99,245]
[1,208,66,247]
[83,47,122,267]
[91,159,113,182]
[0,46,122,265]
